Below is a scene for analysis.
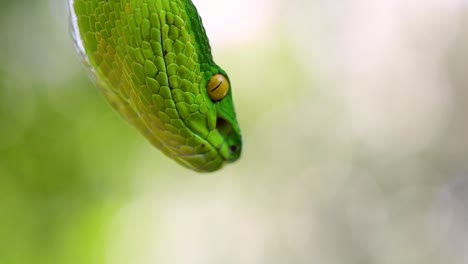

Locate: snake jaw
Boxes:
[205,117,242,169]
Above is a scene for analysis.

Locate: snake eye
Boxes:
[207,74,229,101]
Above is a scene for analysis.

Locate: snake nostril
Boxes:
[229,145,238,153]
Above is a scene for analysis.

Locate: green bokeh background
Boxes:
[1,0,468,263]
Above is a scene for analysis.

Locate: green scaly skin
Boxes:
[69,0,242,172]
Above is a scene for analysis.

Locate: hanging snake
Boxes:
[69,0,242,172]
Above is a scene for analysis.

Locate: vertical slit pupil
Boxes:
[210,80,223,92]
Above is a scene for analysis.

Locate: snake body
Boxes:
[69,0,242,172]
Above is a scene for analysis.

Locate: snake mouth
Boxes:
[216,117,242,162]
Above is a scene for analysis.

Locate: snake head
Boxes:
[69,0,242,172]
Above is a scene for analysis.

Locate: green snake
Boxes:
[69,0,242,172]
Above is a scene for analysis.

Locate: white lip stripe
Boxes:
[69,0,99,83]
[68,0,89,63]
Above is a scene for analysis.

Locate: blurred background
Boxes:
[1,0,468,263]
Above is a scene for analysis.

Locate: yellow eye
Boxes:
[207,74,229,101]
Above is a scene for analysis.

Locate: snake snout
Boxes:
[216,117,242,162]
